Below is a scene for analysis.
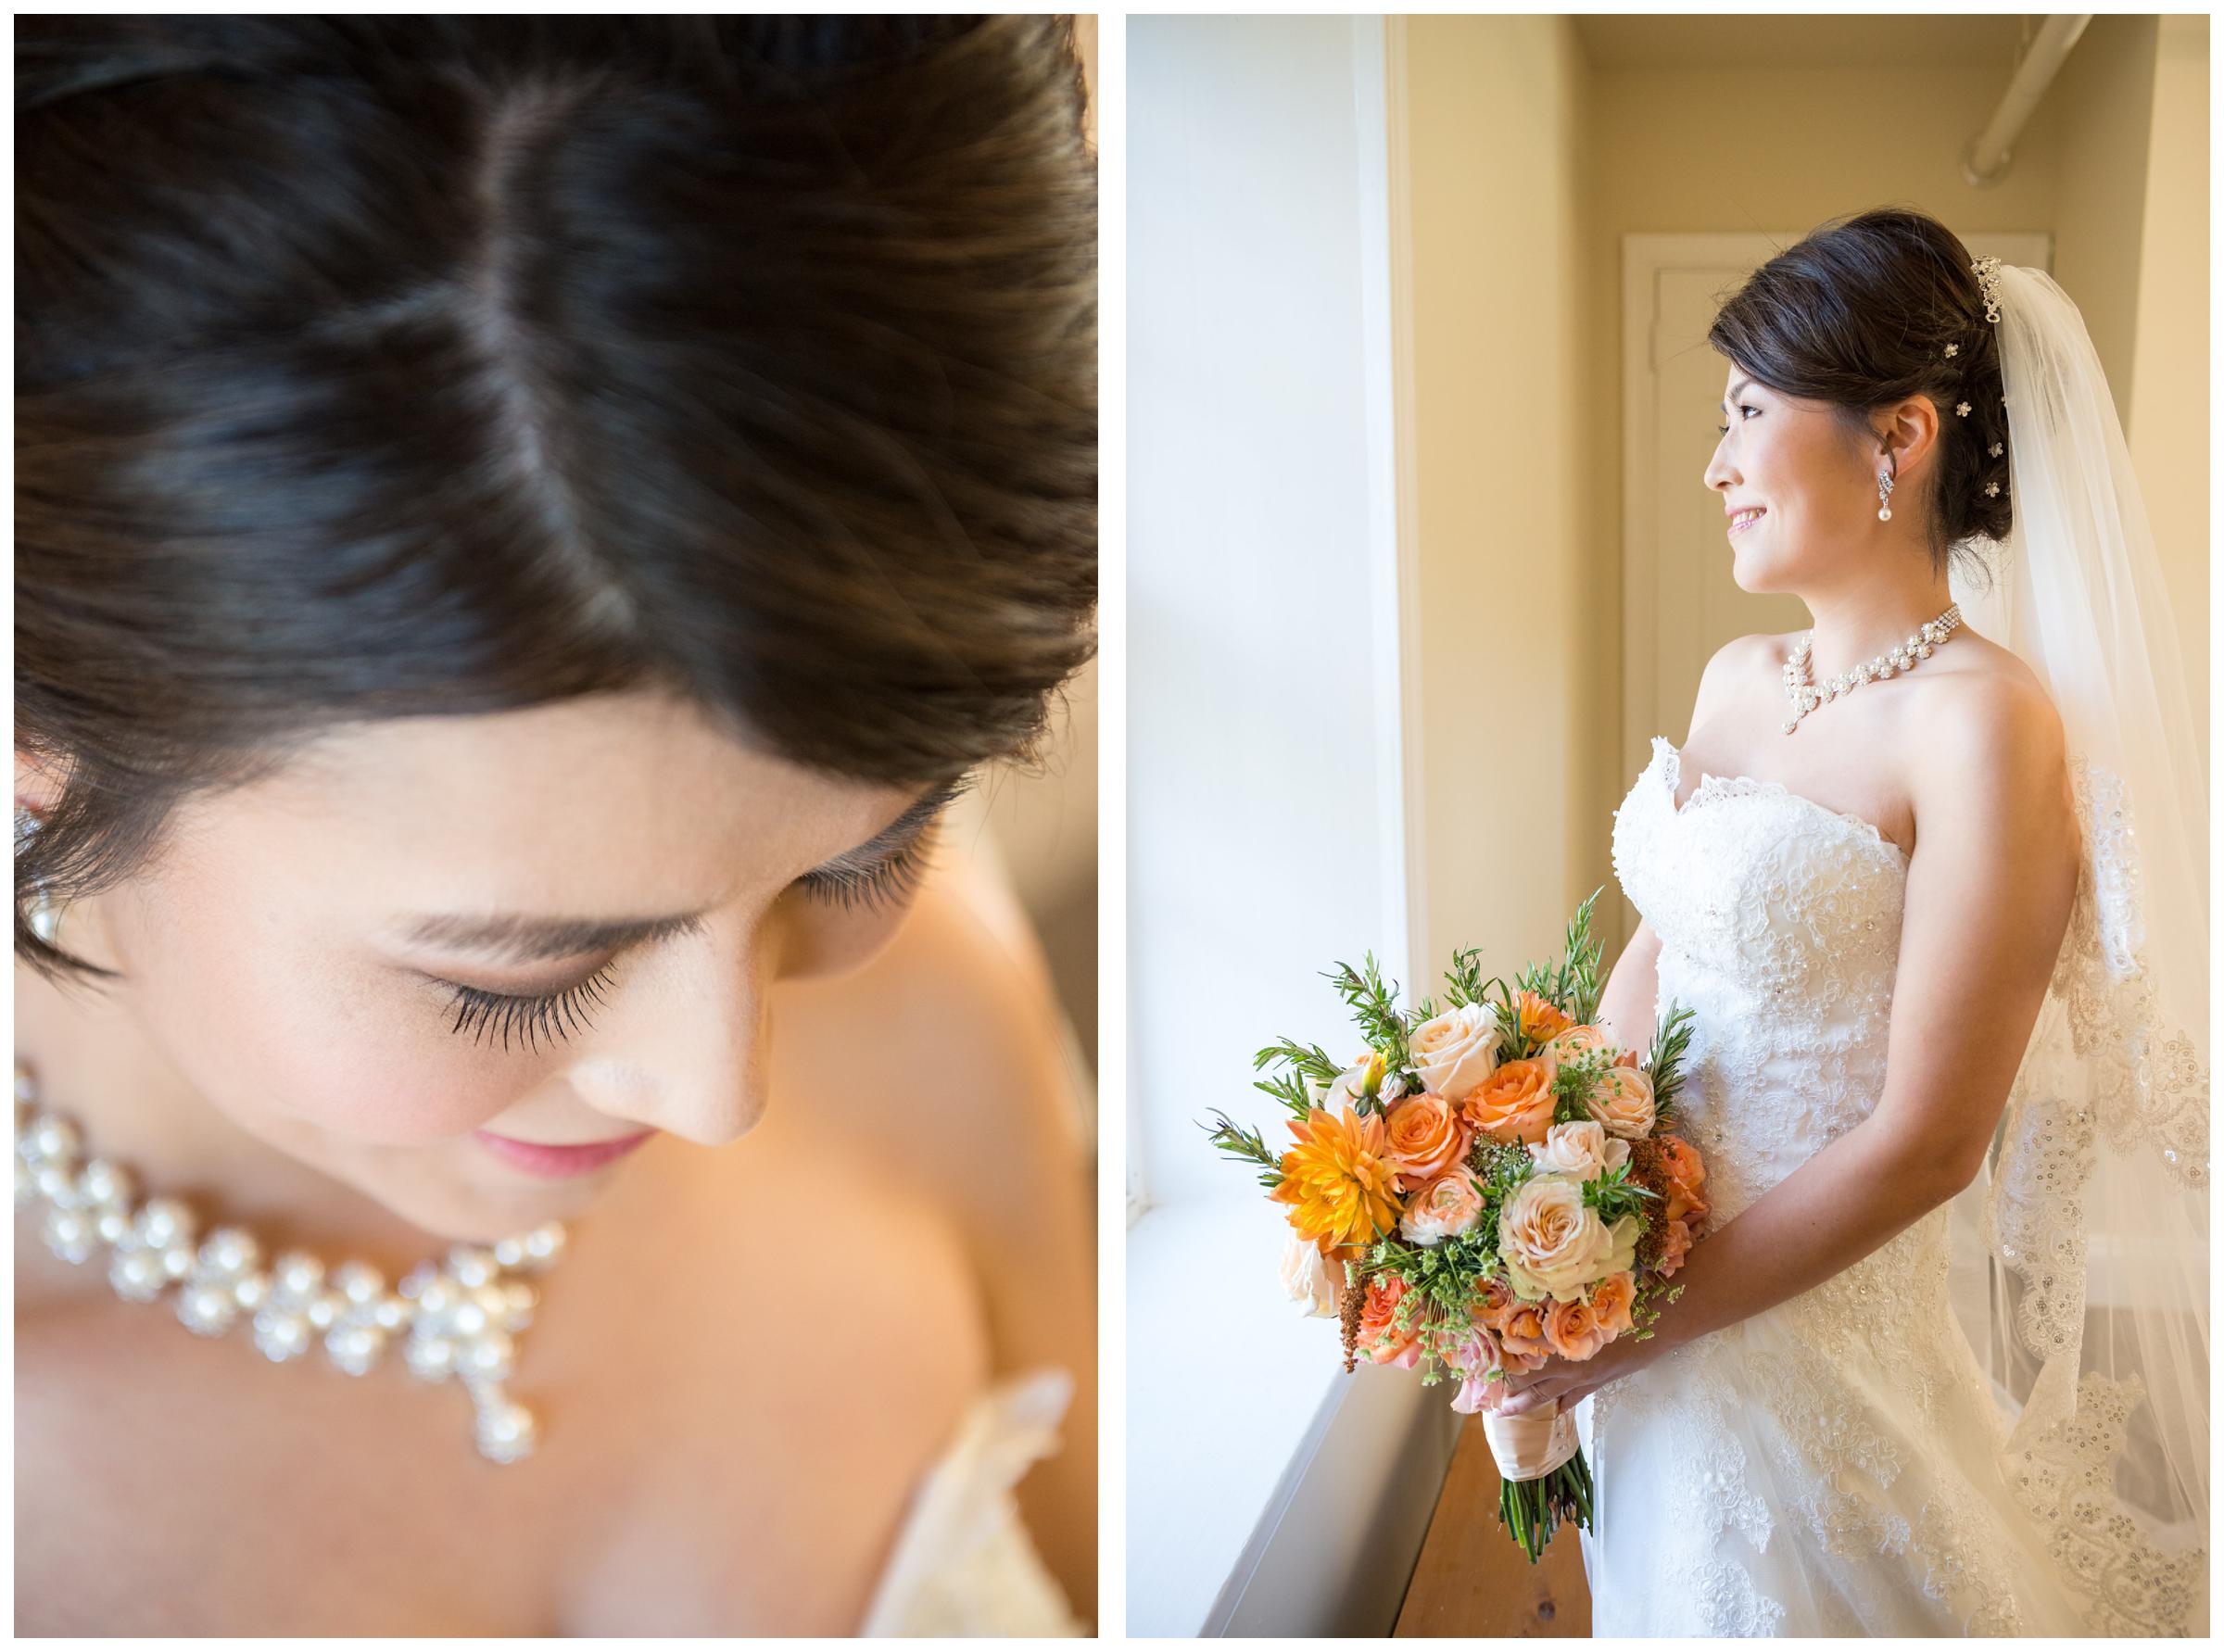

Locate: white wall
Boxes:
[1129,13,1402,1211]
[1128,15,1451,1636]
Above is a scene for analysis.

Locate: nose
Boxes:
[567,922,773,1148]
[1703,434,1738,494]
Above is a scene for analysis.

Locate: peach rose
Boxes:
[1398,1169,1485,1246]
[1540,1023,1611,1066]
[1516,990,1573,1045]
[1611,1049,1640,1069]
[1588,1271,1636,1338]
[1472,1274,1518,1330]
[1495,1298,1552,1373]
[1409,1003,1502,1102]
[1461,1056,1560,1146]
[1586,1065,1658,1140]
[1544,1294,1609,1362]
[1383,1094,1472,1192]
[1656,1133,1711,1224]
[1357,1274,1420,1367]
[1526,1119,1630,1181]
[1656,1217,1694,1278]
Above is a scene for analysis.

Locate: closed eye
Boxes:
[790,775,970,914]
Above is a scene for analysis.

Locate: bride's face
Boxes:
[1704,366,1882,592]
[29,691,937,1242]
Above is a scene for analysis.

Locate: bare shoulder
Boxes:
[1902,631,2066,795]
[1686,631,1792,737]
[775,851,1090,1177]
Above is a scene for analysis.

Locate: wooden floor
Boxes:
[1393,1414,1593,1637]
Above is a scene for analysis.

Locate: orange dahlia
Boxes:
[1271,1106,1404,1254]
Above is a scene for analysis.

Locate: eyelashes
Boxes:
[790,825,939,914]
[1715,404,1757,435]
[436,821,943,1052]
[444,963,616,1053]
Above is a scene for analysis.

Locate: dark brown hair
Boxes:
[1707,207,2008,584]
[16,16,1096,984]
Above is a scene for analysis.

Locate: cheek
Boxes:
[119,900,531,1147]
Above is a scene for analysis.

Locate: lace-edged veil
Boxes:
[1944,259,2208,1632]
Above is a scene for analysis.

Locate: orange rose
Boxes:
[1496,1297,1552,1373]
[1588,1271,1636,1338]
[1544,1294,1608,1362]
[1611,1049,1640,1069]
[1656,1217,1694,1278]
[1357,1275,1420,1366]
[1461,1056,1560,1146]
[1473,1275,1519,1330]
[1656,1134,1711,1224]
[1517,990,1573,1045]
[1383,1094,1472,1192]
[1586,1065,1657,1140]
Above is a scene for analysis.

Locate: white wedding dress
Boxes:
[858,1368,1087,1635]
[1576,736,2201,1636]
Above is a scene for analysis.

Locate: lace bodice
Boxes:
[1611,737,1907,1220]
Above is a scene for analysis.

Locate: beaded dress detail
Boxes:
[1576,737,2200,1636]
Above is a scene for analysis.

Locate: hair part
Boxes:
[16,15,1097,985]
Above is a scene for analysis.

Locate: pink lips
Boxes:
[473,1128,656,1179]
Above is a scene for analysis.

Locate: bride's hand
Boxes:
[1491,1333,1655,1419]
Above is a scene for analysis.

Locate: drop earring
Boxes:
[1876,463,1895,523]
[15,805,63,943]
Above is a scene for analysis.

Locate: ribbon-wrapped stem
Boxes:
[1484,1402,1593,1563]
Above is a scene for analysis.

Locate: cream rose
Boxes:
[1525,1119,1630,1181]
[1540,1023,1611,1066]
[1279,1230,1341,1318]
[1410,1003,1502,1102]
[1499,1175,1636,1302]
[1586,1065,1658,1140]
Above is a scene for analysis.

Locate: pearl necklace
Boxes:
[14,1059,561,1464]
[1781,603,1963,734]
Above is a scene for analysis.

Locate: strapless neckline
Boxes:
[1650,737,1910,866]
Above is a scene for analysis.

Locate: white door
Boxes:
[1618,232,2053,923]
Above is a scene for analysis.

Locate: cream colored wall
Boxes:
[2044,15,2159,421]
[2125,15,2210,763]
[1402,14,1602,978]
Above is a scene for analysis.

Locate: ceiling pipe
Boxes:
[1964,14,2091,187]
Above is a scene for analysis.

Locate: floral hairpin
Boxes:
[1970,255,2003,323]
[1943,342,1960,358]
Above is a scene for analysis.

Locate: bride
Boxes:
[1491,208,2207,1635]
[14,16,1096,1635]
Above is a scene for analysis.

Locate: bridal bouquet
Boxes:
[1207,889,1708,1562]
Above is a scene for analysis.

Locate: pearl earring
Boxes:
[15,805,63,943]
[1876,467,1895,523]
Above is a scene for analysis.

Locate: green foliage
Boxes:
[1325,952,1413,1074]
[1644,1001,1698,1120]
[1468,1135,1537,1204]
[1581,1162,1658,1225]
[1442,946,1503,1013]
[1522,885,1608,1028]
[1549,1046,1615,1124]
[1251,1038,1345,1117]
[1200,1109,1283,1191]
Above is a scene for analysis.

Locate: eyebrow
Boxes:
[1721,377,1756,410]
[392,780,967,965]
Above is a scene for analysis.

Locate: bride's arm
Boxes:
[1498,675,2079,1416]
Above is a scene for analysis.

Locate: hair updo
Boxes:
[1706,207,2008,585]
[16,16,1097,984]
